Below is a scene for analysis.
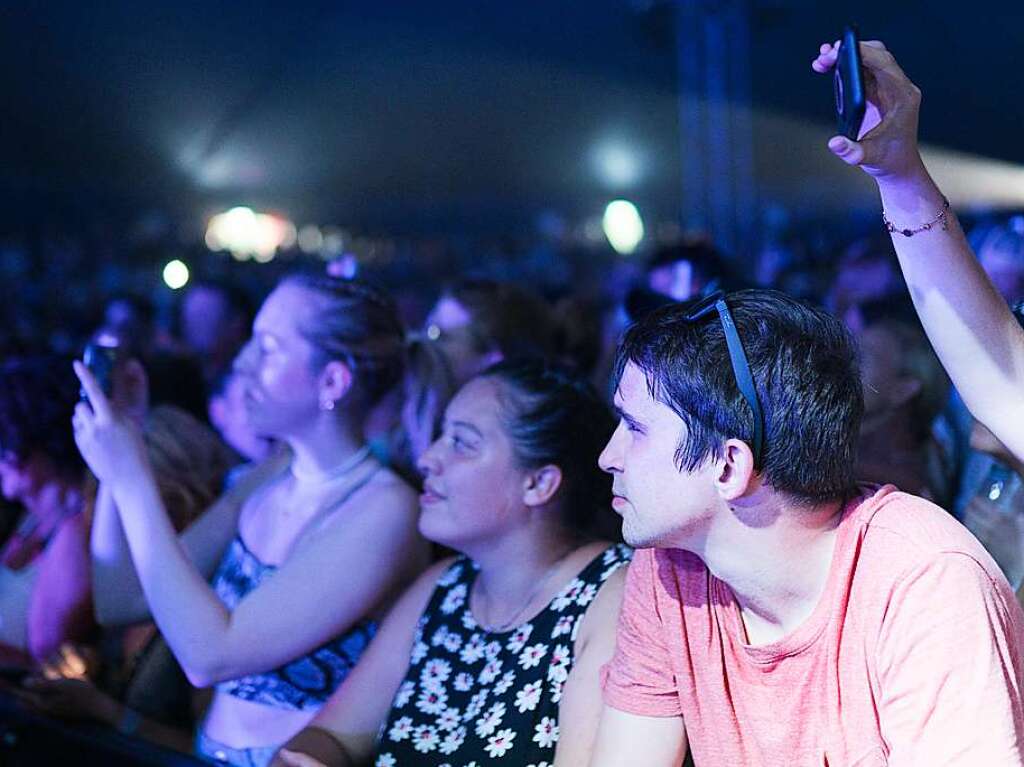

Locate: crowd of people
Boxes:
[1,38,1024,766]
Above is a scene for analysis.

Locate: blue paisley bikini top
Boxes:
[210,534,376,711]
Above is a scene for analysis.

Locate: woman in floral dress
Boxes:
[273,359,631,767]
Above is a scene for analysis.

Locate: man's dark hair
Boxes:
[615,289,864,504]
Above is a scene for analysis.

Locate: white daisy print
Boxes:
[514,680,543,713]
[484,729,517,758]
[394,680,415,708]
[441,583,468,614]
[421,658,453,688]
[576,583,598,606]
[410,640,429,665]
[438,725,466,755]
[493,670,516,695]
[478,658,503,685]
[453,672,475,692]
[474,701,506,738]
[436,564,463,587]
[460,634,486,664]
[550,615,574,639]
[464,689,488,721]
[388,716,413,742]
[411,724,440,753]
[374,754,396,767]
[443,631,463,653]
[417,687,449,716]
[533,717,559,748]
[431,625,449,647]
[436,706,462,732]
[505,623,533,653]
[518,642,548,670]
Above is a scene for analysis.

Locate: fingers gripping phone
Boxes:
[834,25,867,140]
[80,341,119,404]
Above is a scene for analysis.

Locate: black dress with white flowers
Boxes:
[373,544,632,767]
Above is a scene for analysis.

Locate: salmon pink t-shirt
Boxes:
[602,486,1024,766]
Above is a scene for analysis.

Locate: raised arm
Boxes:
[90,454,284,626]
[813,39,1024,462]
[272,559,452,767]
[74,363,426,688]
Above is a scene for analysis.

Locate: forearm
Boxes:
[876,162,1024,435]
[273,727,367,767]
[90,484,150,626]
[110,470,233,686]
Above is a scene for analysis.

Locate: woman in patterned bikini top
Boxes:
[274,359,632,767]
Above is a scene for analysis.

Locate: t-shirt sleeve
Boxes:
[601,548,682,717]
[876,551,1024,765]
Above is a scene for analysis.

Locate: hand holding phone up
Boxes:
[811,35,925,181]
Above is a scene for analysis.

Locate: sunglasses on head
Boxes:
[681,291,764,469]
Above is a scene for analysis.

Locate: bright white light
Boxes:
[593,142,644,188]
[602,200,645,255]
[205,207,296,261]
[163,260,190,290]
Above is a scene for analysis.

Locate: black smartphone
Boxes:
[81,341,119,403]
[834,25,867,140]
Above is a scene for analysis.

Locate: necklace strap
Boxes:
[289,444,372,485]
[475,549,573,633]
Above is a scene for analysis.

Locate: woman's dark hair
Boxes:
[481,359,620,542]
[0,356,83,480]
[444,279,557,361]
[284,273,407,407]
[616,289,864,505]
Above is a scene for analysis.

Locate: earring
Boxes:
[320,398,336,412]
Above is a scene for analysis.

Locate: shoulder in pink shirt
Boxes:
[603,485,1024,766]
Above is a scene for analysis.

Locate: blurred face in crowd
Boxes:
[182,286,233,354]
[599,362,720,549]
[209,372,273,463]
[857,325,915,423]
[425,296,493,385]
[648,260,696,302]
[0,452,51,505]
[416,377,531,552]
[234,283,325,440]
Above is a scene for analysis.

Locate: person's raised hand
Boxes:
[72,360,149,486]
[812,39,924,180]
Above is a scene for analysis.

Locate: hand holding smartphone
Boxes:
[834,25,867,140]
[80,341,119,405]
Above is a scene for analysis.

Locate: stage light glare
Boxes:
[297,225,324,254]
[603,200,644,255]
[163,260,190,290]
[205,207,296,262]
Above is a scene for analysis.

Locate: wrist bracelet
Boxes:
[882,197,950,237]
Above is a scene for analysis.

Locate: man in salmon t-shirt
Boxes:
[588,42,1024,766]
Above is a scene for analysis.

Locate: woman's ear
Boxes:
[522,464,563,507]
[319,360,354,409]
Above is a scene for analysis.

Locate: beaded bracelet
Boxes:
[882,197,950,237]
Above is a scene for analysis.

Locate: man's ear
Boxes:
[714,438,758,501]
[523,465,563,507]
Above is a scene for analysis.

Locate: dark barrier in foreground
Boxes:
[0,692,206,766]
